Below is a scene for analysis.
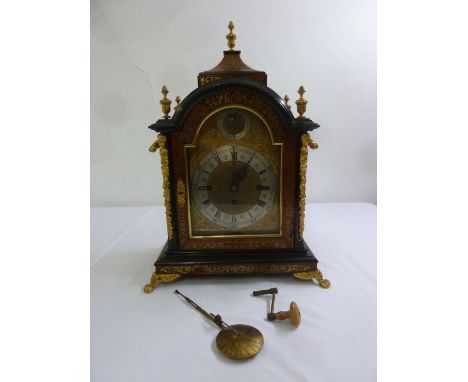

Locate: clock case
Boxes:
[146,47,326,286]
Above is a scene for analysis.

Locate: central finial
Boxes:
[226,21,237,50]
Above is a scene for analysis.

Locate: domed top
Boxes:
[198,22,267,87]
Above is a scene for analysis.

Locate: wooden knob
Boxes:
[274,301,301,327]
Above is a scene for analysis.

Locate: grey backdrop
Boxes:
[91,0,376,206]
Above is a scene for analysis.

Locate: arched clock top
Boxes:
[149,80,320,136]
[190,105,276,146]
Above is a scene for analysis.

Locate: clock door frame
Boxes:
[170,84,297,251]
[184,104,283,239]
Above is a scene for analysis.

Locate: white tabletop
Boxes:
[91,203,376,382]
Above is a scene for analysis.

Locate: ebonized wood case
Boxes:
[143,24,330,292]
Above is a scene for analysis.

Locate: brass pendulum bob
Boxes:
[252,288,302,327]
[175,290,264,360]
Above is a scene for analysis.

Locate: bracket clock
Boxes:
[144,22,330,293]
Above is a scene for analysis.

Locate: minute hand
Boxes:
[236,156,253,183]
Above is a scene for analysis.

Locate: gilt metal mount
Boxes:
[160,85,172,119]
[144,272,180,293]
[293,269,331,288]
[295,86,308,118]
[226,21,237,50]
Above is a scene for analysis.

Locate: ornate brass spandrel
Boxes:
[293,268,331,288]
[226,21,237,50]
[160,85,172,119]
[149,134,174,240]
[298,133,318,238]
[198,74,267,87]
[198,76,222,86]
[144,272,181,294]
[176,177,186,208]
[295,86,308,119]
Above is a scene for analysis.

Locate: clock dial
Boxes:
[217,109,250,140]
[191,145,276,229]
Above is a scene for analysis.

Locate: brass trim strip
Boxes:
[152,134,173,240]
[298,133,318,238]
[156,264,314,275]
[177,177,186,208]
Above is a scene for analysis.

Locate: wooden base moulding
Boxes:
[143,241,331,293]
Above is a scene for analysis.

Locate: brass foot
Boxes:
[293,268,331,289]
[143,272,181,294]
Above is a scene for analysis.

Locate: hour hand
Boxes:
[230,153,239,192]
[230,170,238,192]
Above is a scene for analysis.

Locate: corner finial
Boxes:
[160,85,172,119]
[226,21,237,50]
[174,96,181,111]
[295,86,308,119]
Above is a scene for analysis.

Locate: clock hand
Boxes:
[236,156,253,184]
[231,155,252,192]
[230,149,238,192]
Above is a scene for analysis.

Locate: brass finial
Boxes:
[284,95,291,110]
[174,96,181,111]
[160,85,172,119]
[295,86,308,119]
[226,21,237,50]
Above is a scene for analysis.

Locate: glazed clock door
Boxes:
[171,90,298,251]
[187,106,281,237]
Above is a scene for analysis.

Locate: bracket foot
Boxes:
[293,268,331,288]
[143,272,181,294]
